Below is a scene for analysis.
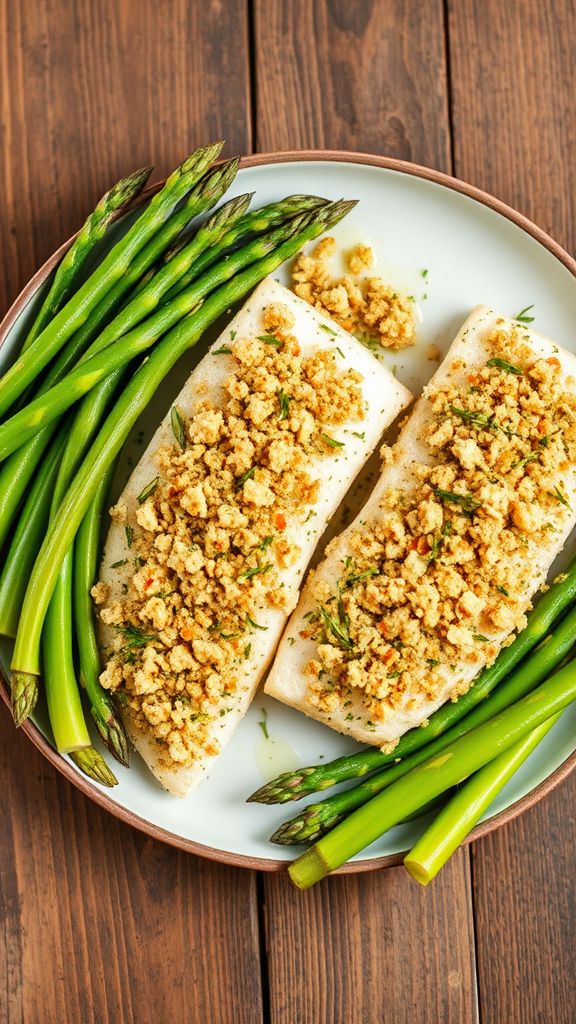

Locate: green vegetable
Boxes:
[404,713,560,884]
[248,560,576,804]
[22,167,152,353]
[288,661,576,887]
[74,466,130,766]
[0,143,222,417]
[0,153,241,550]
[270,603,576,843]
[10,199,357,712]
[0,435,66,638]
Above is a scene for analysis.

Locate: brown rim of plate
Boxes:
[1,148,576,874]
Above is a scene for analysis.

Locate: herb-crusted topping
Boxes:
[96,301,367,769]
[302,325,576,723]
[292,237,416,352]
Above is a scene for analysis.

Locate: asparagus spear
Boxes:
[0,433,66,637]
[74,466,130,767]
[22,167,152,353]
[10,199,357,721]
[270,604,576,843]
[0,189,315,548]
[0,204,310,460]
[161,194,328,301]
[0,142,222,417]
[404,713,561,885]
[288,660,576,888]
[249,560,576,804]
[70,746,118,787]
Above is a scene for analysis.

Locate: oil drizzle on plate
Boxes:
[256,708,301,782]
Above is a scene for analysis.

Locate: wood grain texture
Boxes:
[0,702,263,1024]
[0,2,261,1022]
[0,0,251,317]
[254,7,481,1023]
[471,777,576,1024]
[253,0,452,170]
[449,4,576,1022]
[448,0,576,251]
[264,851,478,1024]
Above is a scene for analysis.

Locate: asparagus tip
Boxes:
[92,708,131,768]
[208,191,254,230]
[10,672,38,726]
[70,747,118,787]
[105,166,154,213]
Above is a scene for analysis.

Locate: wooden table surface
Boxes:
[1,2,575,1021]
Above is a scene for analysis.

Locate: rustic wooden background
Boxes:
[1,1,575,1021]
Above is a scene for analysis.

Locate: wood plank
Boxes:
[0,1,261,1021]
[264,851,478,1024]
[254,5,480,1021]
[0,0,251,317]
[448,0,576,251]
[471,780,576,1024]
[253,0,452,170]
[449,3,576,1021]
[0,702,264,1024]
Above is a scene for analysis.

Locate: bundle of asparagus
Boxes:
[0,141,356,787]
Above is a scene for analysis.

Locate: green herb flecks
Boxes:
[125,525,134,548]
[258,335,283,348]
[497,585,510,597]
[486,357,523,375]
[236,466,256,489]
[319,599,353,651]
[213,345,233,355]
[319,323,338,336]
[137,477,159,504]
[237,562,273,583]
[117,624,157,662]
[551,485,571,510]
[343,567,379,588]
[432,488,481,515]
[320,432,345,449]
[513,305,535,324]
[246,614,268,632]
[278,388,291,420]
[259,708,269,739]
[170,405,187,450]
[110,558,128,568]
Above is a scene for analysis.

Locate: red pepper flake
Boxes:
[145,577,153,589]
[409,536,429,554]
[275,512,287,530]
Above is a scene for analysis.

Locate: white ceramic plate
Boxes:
[2,152,576,870]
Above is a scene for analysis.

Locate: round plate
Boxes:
[2,151,576,872]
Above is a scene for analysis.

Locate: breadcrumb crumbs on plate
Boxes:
[97,303,368,771]
[291,238,416,352]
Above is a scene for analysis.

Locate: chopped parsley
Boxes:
[351,430,366,441]
[473,634,490,642]
[213,345,233,355]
